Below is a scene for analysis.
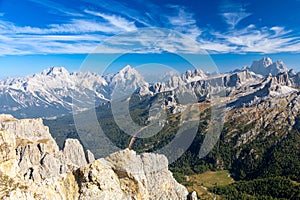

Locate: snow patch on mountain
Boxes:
[249,57,288,76]
[0,67,109,118]
[0,58,297,118]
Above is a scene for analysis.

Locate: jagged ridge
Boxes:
[0,114,190,200]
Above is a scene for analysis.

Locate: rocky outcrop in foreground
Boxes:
[0,114,189,199]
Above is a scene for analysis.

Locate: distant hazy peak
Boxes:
[251,57,273,70]
[117,64,139,76]
[42,66,69,76]
[262,57,273,66]
[181,68,207,83]
[109,65,149,96]
[121,64,133,71]
[250,57,288,76]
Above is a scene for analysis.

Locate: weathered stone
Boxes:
[85,150,95,163]
[76,159,124,200]
[188,191,198,200]
[0,115,189,200]
[105,149,189,200]
[62,139,87,167]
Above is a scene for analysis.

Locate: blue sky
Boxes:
[1,0,300,78]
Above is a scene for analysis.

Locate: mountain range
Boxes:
[1,57,300,199]
[0,57,298,119]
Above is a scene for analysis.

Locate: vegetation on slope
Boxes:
[45,93,300,199]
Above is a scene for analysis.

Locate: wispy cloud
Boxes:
[1,0,300,55]
[209,25,300,53]
[81,0,154,27]
[90,28,208,54]
[0,33,104,55]
[222,12,251,29]
[197,40,236,53]
[0,17,131,56]
[220,1,251,29]
[166,6,201,40]
[197,0,300,53]
[0,19,128,35]
[2,17,300,55]
[84,10,137,32]
[28,0,83,17]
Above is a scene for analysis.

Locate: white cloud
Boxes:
[0,7,138,56]
[91,28,208,54]
[166,6,202,40]
[1,5,300,56]
[0,19,129,35]
[84,10,137,32]
[222,11,251,29]
[198,40,236,53]
[270,26,292,36]
[2,21,300,55]
[0,19,115,56]
[28,0,83,17]
[210,25,300,53]
[0,35,103,56]
[81,0,154,27]
[220,1,251,29]
[48,19,123,34]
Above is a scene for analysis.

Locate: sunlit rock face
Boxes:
[0,114,189,200]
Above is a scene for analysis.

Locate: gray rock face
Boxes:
[289,71,300,88]
[76,159,124,200]
[75,149,189,200]
[249,57,288,76]
[226,91,300,148]
[104,149,189,200]
[228,72,297,109]
[223,69,261,87]
[0,114,190,200]
[181,69,207,83]
[85,150,95,163]
[62,139,87,167]
[0,115,91,182]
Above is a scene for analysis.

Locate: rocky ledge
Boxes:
[0,114,191,200]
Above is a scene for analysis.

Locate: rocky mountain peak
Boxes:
[0,57,294,119]
[42,66,69,77]
[120,64,133,72]
[249,57,288,76]
[0,67,110,118]
[110,65,149,94]
[182,68,207,83]
[262,57,273,66]
[115,65,140,79]
[249,57,272,71]
[116,65,143,80]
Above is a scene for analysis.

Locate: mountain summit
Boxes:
[249,57,288,76]
[42,66,69,77]
[110,65,149,96]
[0,59,296,118]
[111,65,145,86]
[0,67,109,118]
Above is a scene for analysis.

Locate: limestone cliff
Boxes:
[0,114,190,200]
